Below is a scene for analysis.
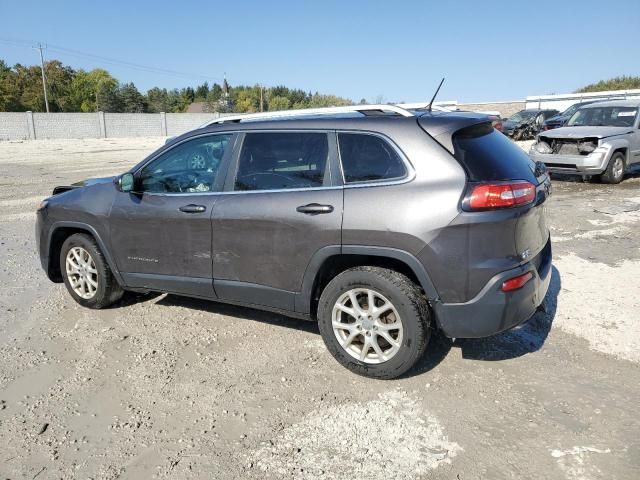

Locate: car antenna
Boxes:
[427,77,445,112]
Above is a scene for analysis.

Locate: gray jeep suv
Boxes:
[36,105,552,379]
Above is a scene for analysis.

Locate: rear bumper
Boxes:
[434,238,552,338]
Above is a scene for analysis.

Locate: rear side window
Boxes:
[235,132,329,191]
[338,133,407,183]
[452,123,537,183]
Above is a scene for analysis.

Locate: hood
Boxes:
[538,126,633,140]
[53,176,116,195]
[71,176,116,187]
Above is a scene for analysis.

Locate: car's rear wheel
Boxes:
[317,267,430,379]
[60,233,123,309]
[600,152,625,184]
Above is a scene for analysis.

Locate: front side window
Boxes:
[338,133,407,183]
[235,132,329,191]
[139,134,231,193]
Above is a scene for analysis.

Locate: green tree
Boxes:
[576,76,640,93]
[307,93,352,108]
[96,80,122,112]
[119,82,145,112]
[43,60,75,111]
[145,87,167,112]
[268,95,290,111]
[195,82,209,100]
[0,60,21,111]
[13,63,48,111]
[70,69,118,112]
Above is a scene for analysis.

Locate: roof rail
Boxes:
[201,104,415,127]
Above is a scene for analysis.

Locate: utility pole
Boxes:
[34,43,50,113]
[260,85,264,112]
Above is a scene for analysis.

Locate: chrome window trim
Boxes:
[336,130,416,189]
[141,185,344,197]
[132,129,415,197]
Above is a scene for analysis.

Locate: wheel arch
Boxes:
[47,222,123,285]
[296,245,439,319]
[604,139,630,165]
[611,146,629,165]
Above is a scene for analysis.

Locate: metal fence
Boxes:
[0,111,227,141]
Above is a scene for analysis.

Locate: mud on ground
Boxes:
[0,138,638,479]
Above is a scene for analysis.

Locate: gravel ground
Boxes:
[0,137,639,480]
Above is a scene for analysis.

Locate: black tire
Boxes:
[60,233,124,309]
[600,152,626,184]
[317,267,430,379]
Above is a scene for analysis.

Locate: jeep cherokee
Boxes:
[36,105,552,379]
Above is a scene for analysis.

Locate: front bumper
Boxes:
[36,209,49,273]
[434,238,552,338]
[529,149,609,174]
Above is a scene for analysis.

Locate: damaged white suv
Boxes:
[529,100,640,184]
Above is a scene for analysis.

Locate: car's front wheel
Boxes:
[60,233,124,309]
[600,152,626,184]
[317,267,430,379]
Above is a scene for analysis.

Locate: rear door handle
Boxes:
[179,204,207,213]
[296,203,334,215]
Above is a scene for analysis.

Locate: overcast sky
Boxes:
[2,0,638,103]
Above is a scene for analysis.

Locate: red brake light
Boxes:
[501,272,533,292]
[466,182,536,211]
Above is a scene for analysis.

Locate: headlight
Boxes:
[587,147,607,160]
[37,199,49,211]
[577,142,597,154]
[531,141,552,154]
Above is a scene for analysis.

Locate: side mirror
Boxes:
[119,173,135,193]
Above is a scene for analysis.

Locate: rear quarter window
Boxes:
[452,123,537,183]
[338,133,407,183]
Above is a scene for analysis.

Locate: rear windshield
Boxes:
[452,123,538,183]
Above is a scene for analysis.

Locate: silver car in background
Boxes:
[529,100,640,183]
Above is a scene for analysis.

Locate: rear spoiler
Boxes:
[417,112,492,154]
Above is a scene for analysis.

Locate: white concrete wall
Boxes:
[0,112,225,140]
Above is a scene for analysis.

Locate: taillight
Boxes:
[465,181,536,211]
[501,271,533,292]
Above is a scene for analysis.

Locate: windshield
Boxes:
[567,106,638,127]
[508,111,538,123]
[561,104,581,117]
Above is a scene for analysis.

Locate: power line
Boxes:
[0,37,222,83]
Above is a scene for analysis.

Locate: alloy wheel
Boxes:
[65,246,98,299]
[331,288,403,364]
[613,157,624,181]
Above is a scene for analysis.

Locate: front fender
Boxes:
[46,221,124,286]
[602,138,631,164]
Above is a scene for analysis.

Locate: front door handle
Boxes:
[179,204,207,213]
[296,203,334,215]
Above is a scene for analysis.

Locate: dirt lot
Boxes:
[0,137,639,480]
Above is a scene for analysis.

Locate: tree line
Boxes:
[0,58,354,113]
[575,76,640,93]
